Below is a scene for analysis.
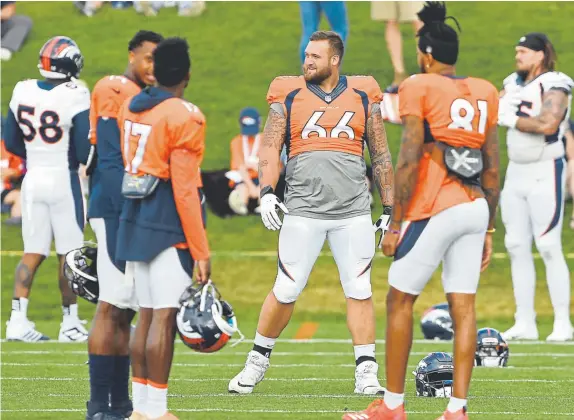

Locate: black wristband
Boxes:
[383,205,392,215]
[260,185,274,198]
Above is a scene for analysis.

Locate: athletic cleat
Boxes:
[546,321,574,342]
[111,399,133,418]
[342,400,406,420]
[5,319,50,342]
[228,350,270,394]
[354,361,386,395]
[436,407,469,420]
[59,319,89,342]
[501,323,538,341]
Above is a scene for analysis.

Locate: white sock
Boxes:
[447,397,467,413]
[147,383,168,419]
[11,297,28,321]
[63,304,79,323]
[354,344,376,362]
[254,332,276,358]
[132,380,147,414]
[541,251,571,324]
[383,391,404,410]
[509,248,536,324]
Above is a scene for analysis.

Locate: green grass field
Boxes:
[1,1,574,419]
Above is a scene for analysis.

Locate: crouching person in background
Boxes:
[227,107,263,215]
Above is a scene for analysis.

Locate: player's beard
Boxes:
[516,62,535,82]
[516,69,530,81]
[304,65,332,85]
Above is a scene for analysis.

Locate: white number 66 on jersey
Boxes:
[302,111,356,140]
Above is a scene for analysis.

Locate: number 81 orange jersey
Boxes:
[399,74,499,148]
[266,75,383,158]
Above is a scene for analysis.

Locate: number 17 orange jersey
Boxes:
[116,87,209,263]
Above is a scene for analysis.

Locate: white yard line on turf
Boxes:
[2,338,574,345]
[7,393,568,401]
[3,377,574,383]
[4,350,574,357]
[1,362,572,371]
[1,409,573,415]
[1,249,574,259]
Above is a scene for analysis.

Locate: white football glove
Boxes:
[498,88,522,129]
[260,193,289,231]
[373,206,392,248]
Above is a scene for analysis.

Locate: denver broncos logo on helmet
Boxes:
[38,36,84,80]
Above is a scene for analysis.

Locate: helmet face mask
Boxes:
[413,352,454,398]
[176,280,244,353]
[475,328,509,367]
[63,245,98,304]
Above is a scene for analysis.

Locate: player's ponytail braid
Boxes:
[416,1,461,66]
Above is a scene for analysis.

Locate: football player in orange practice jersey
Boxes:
[229,30,394,395]
[117,38,209,420]
[345,3,500,420]
[85,30,164,420]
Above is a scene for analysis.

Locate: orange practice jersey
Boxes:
[0,140,24,191]
[267,75,383,158]
[89,75,140,145]
[399,74,499,220]
[118,92,209,260]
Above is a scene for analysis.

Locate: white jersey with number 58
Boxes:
[8,79,90,170]
[502,71,573,163]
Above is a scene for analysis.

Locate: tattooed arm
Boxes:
[366,103,393,207]
[389,115,425,230]
[258,103,287,191]
[481,126,501,230]
[516,90,568,135]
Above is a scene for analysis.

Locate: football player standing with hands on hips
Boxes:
[229,30,394,396]
[498,33,573,342]
[346,2,500,419]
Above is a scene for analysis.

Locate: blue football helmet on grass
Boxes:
[413,352,453,397]
[63,244,98,304]
[475,327,509,367]
[421,303,453,340]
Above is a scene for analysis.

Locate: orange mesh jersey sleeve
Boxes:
[89,76,140,145]
[398,75,426,119]
[266,76,305,106]
[349,76,384,105]
[171,149,210,260]
[170,99,209,260]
